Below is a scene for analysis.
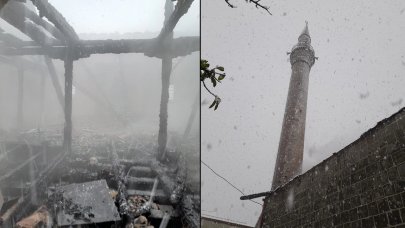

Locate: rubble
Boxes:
[52,180,120,226]
[16,206,50,228]
[0,130,199,227]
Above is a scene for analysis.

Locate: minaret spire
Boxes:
[271,22,316,190]
[302,21,309,36]
[298,21,311,45]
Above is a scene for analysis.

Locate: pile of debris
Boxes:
[0,130,199,227]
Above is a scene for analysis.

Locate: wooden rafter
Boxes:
[0,36,199,59]
[0,27,37,47]
[17,1,66,42]
[43,56,64,110]
[1,1,60,46]
[0,55,41,71]
[157,0,195,41]
[0,0,9,10]
[30,0,79,43]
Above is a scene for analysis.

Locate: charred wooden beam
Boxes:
[157,0,174,161]
[0,0,9,10]
[80,37,198,58]
[183,92,199,139]
[0,27,37,47]
[44,56,64,110]
[72,79,128,126]
[0,55,42,71]
[38,68,46,127]
[11,150,66,225]
[17,1,66,42]
[0,150,42,182]
[157,0,195,42]
[17,66,24,130]
[180,194,200,228]
[63,53,73,154]
[30,0,79,43]
[0,36,199,58]
[0,45,65,57]
[78,62,128,125]
[110,141,133,225]
[157,57,172,160]
[0,197,24,226]
[1,1,60,46]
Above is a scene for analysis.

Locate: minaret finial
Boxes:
[297,21,311,45]
[301,21,310,37]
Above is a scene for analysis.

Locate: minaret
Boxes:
[271,22,316,190]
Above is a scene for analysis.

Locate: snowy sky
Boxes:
[202,0,405,226]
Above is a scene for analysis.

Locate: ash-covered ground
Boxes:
[0,126,199,227]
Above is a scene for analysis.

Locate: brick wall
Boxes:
[262,108,405,228]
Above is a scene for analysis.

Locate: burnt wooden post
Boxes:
[183,92,199,139]
[17,66,24,130]
[63,52,74,153]
[157,0,174,160]
[44,56,64,110]
[38,68,46,128]
[158,57,172,160]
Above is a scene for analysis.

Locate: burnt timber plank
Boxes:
[0,37,199,59]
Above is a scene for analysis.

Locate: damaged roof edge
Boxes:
[241,106,405,200]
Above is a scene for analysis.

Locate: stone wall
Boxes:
[202,217,253,228]
[262,108,405,227]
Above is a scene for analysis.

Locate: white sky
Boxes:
[47,0,199,36]
[1,1,199,41]
[202,0,405,226]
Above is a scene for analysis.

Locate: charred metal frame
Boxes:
[0,0,198,155]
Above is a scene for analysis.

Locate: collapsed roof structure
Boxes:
[0,0,199,227]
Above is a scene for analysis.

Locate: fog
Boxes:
[0,0,199,227]
[0,48,199,136]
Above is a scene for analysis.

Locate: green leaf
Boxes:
[214,101,220,110]
[209,100,216,109]
[218,74,225,81]
[216,66,224,71]
[200,59,209,70]
[210,76,217,87]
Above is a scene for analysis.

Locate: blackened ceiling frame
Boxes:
[0,0,199,157]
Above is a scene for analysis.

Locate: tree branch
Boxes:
[202,80,217,98]
[224,0,272,15]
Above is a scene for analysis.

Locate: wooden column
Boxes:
[183,92,199,139]
[63,55,73,154]
[158,57,172,160]
[38,70,46,128]
[157,0,174,160]
[44,56,64,110]
[17,67,24,130]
